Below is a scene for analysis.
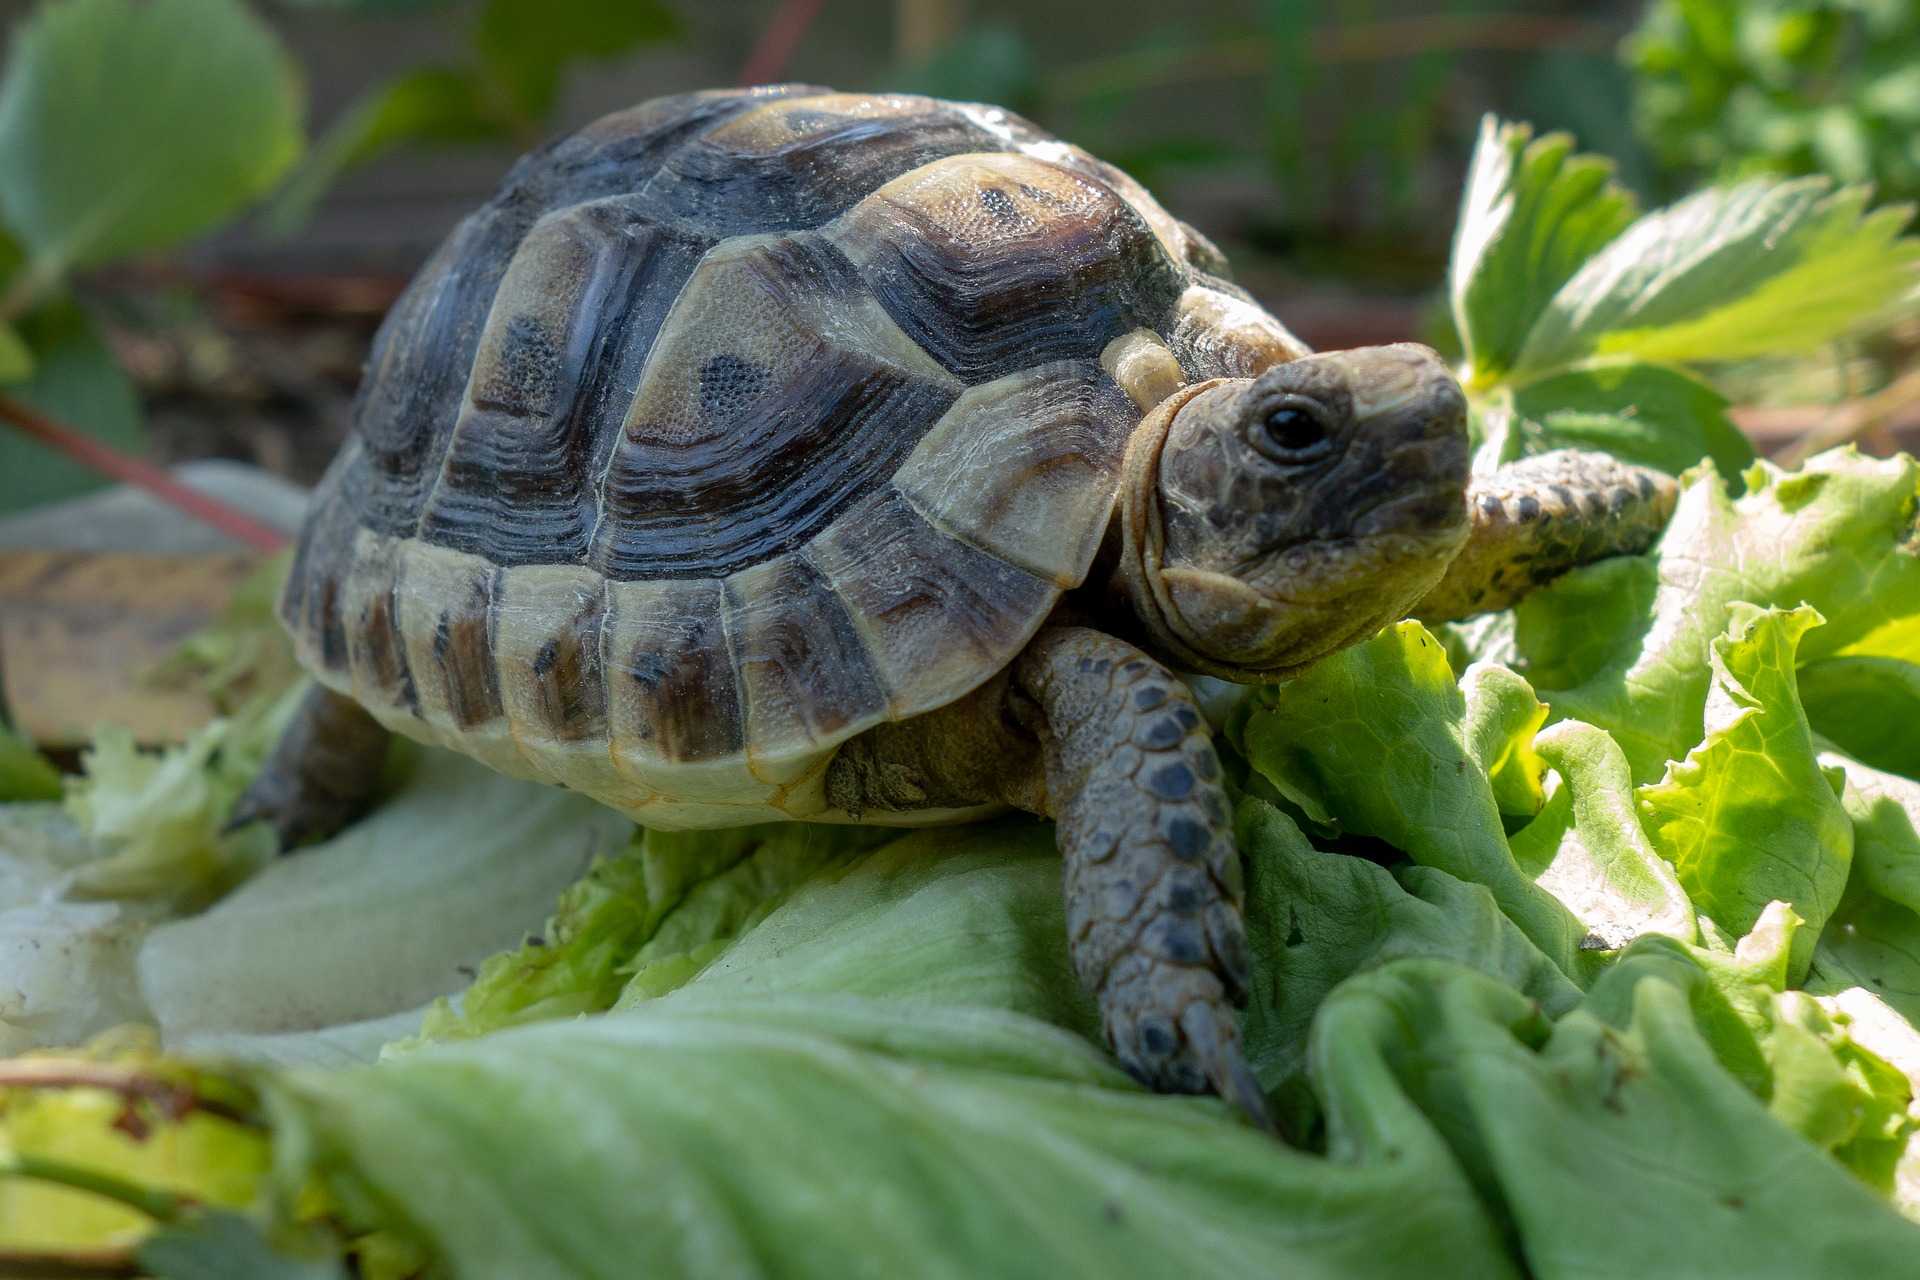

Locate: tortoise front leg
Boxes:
[229,683,392,850]
[1015,626,1269,1127]
[1417,449,1679,622]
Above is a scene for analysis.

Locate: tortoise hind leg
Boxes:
[229,684,392,851]
[1016,627,1269,1128]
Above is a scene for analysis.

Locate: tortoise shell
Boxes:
[280,86,1306,827]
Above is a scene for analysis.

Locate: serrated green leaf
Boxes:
[1636,605,1852,981]
[1450,116,1639,384]
[474,0,680,122]
[1509,361,1754,479]
[1514,179,1920,376]
[264,67,507,236]
[0,302,142,513]
[0,0,303,275]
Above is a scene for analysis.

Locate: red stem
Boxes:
[0,395,290,553]
[737,0,827,86]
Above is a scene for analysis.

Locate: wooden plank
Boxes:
[0,551,260,748]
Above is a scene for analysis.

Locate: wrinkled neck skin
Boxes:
[1106,347,1471,683]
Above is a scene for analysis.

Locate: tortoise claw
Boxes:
[1099,952,1273,1131]
[1182,1003,1274,1132]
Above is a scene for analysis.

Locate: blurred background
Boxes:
[2,0,1918,507]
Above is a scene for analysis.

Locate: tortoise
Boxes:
[237,85,1677,1126]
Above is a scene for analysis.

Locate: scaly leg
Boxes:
[1417,449,1679,622]
[229,683,392,850]
[1017,627,1267,1125]
[827,628,1268,1125]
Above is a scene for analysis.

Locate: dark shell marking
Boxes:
[283,87,1215,820]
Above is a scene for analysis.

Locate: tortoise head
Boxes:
[1117,343,1471,680]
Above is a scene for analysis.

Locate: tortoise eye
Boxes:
[1256,401,1333,461]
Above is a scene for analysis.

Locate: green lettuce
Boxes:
[401,820,895,1049]
[1479,449,1920,779]
[1230,621,1588,974]
[1636,605,1852,980]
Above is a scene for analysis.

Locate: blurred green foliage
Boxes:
[896,3,1618,281]
[264,0,682,234]
[1626,0,1920,201]
[0,0,304,512]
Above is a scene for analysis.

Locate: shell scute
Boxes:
[723,554,889,776]
[594,231,960,579]
[894,362,1136,586]
[635,91,1006,238]
[494,566,608,745]
[802,486,1055,715]
[417,199,715,565]
[602,577,743,769]
[829,152,1185,383]
[340,528,415,713]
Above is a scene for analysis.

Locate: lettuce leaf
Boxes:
[403,821,894,1049]
[1231,621,1588,975]
[0,806,159,1053]
[1491,449,1920,779]
[283,997,1514,1280]
[1235,798,1580,1132]
[256,854,1920,1280]
[1357,953,1920,1275]
[1636,605,1852,980]
[1508,719,1696,950]
[137,749,631,1047]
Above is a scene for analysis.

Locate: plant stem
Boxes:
[0,1246,142,1278]
[0,256,65,331]
[0,394,290,552]
[0,1059,259,1128]
[0,1152,190,1223]
[737,0,826,86]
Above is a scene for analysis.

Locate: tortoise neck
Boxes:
[1104,380,1242,677]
